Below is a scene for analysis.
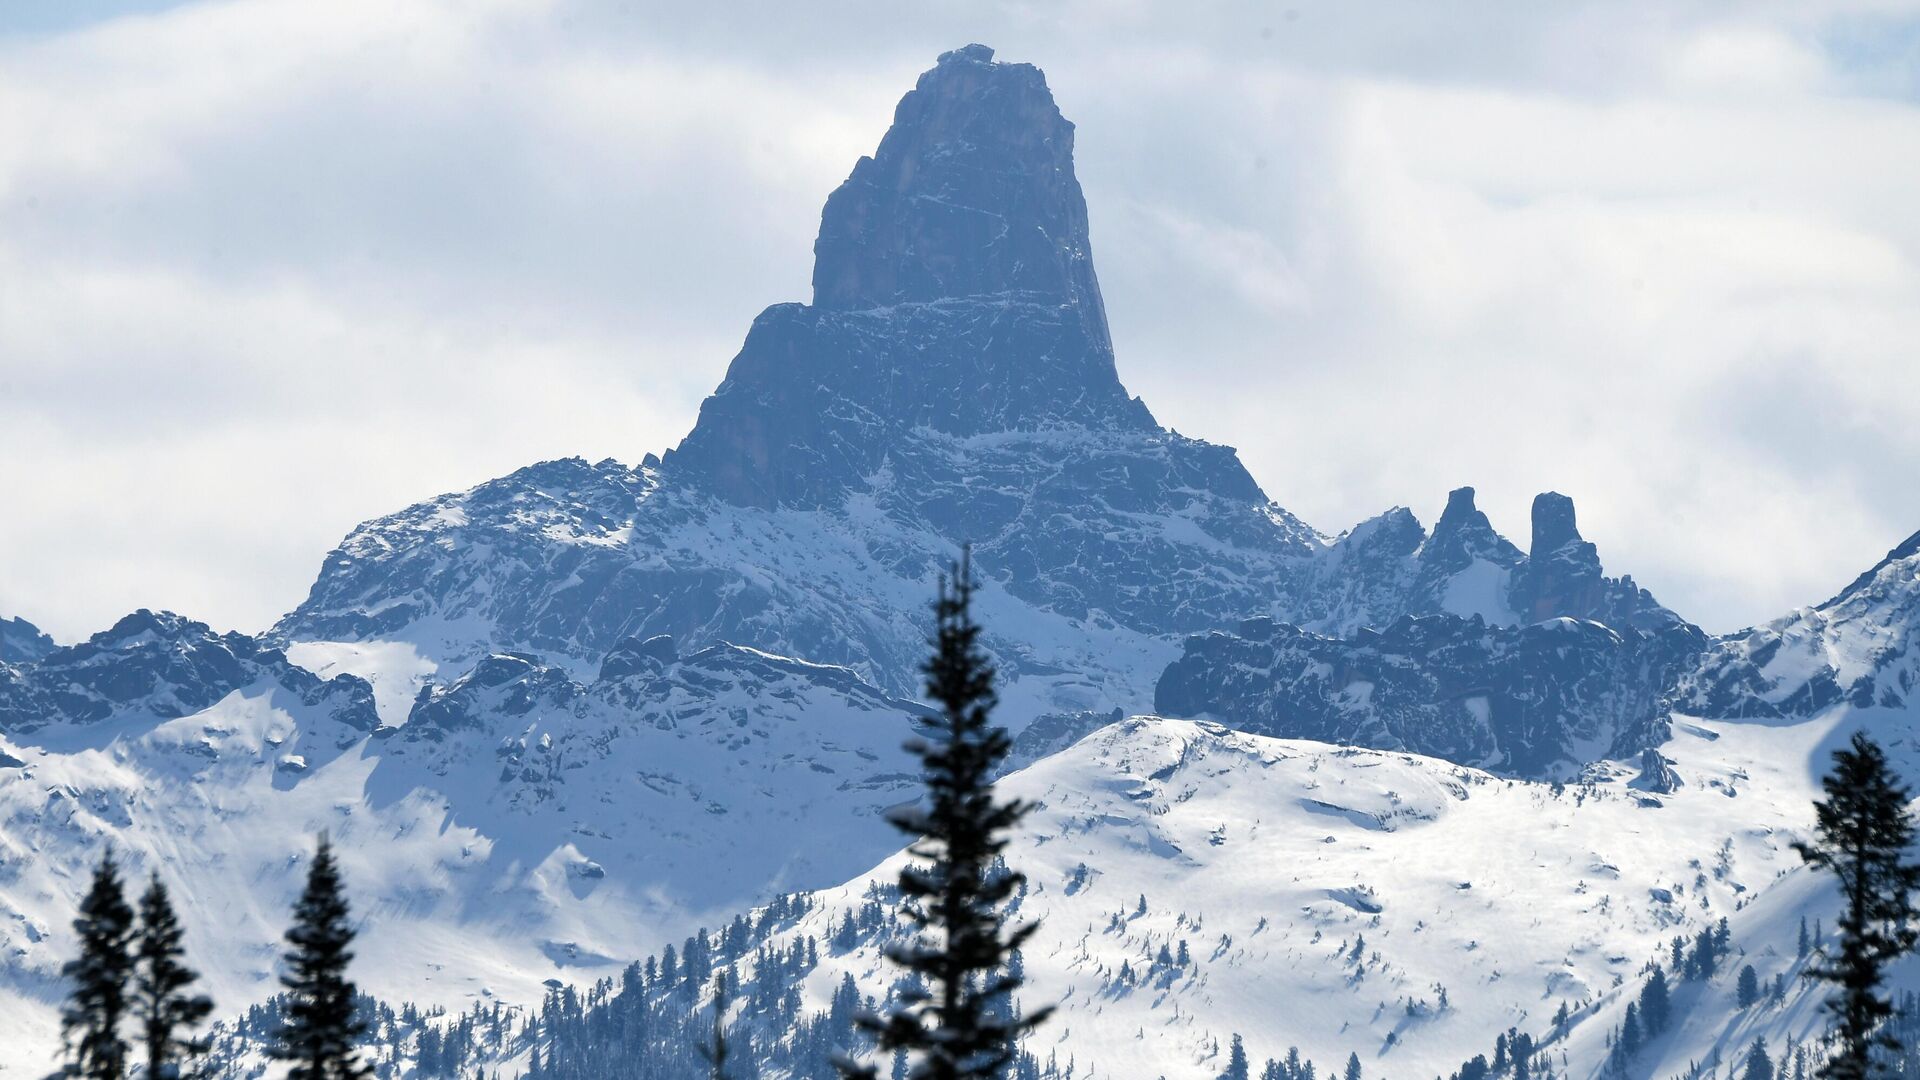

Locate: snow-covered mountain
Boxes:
[1678,528,1920,718]
[267,46,1685,763]
[1152,489,1700,777]
[0,616,939,1059]
[0,615,55,665]
[0,610,377,736]
[2,41,1912,1080]
[272,45,1319,715]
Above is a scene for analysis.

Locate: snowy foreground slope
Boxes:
[737,710,1879,1080]
[370,704,1897,1080]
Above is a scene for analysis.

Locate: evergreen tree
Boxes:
[1619,1002,1643,1058]
[57,850,137,1080]
[1343,1051,1361,1080]
[1738,964,1761,1009]
[1221,1034,1249,1080]
[1641,967,1672,1035]
[133,873,213,1079]
[1793,731,1920,1079]
[272,835,371,1080]
[840,554,1051,1079]
[699,971,733,1080]
[1799,917,1811,960]
[1744,1038,1775,1080]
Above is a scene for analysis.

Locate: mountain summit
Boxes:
[284,47,1319,692]
[812,44,1107,326]
[278,46,1683,762]
[668,45,1153,509]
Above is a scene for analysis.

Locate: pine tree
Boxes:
[840,553,1051,1079]
[57,850,137,1080]
[1744,1038,1775,1080]
[1641,966,1671,1035]
[1793,731,1920,1079]
[1221,1034,1250,1080]
[1619,1002,1643,1058]
[699,971,732,1080]
[1738,964,1761,1009]
[133,873,214,1079]
[272,835,371,1080]
[1342,1051,1362,1080]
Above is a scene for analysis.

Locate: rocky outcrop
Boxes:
[812,45,1107,330]
[1303,488,1685,638]
[1154,613,1705,778]
[1509,492,1678,632]
[0,616,54,664]
[0,610,375,735]
[1634,747,1682,793]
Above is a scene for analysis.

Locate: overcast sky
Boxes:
[3,0,1918,642]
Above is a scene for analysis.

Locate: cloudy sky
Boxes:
[3,0,1918,641]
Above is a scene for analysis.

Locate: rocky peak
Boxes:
[1529,492,1584,557]
[0,616,54,664]
[811,44,1105,335]
[1509,493,1682,632]
[0,609,375,734]
[1420,487,1523,576]
[1677,527,1920,719]
[1823,527,1920,612]
[666,46,1171,508]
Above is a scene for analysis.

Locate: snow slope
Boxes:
[462,704,1889,1080]
[0,620,970,1068]
[790,713,1840,1079]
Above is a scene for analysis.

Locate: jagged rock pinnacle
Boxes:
[810,42,1106,345]
[1529,492,1582,557]
[668,46,1162,508]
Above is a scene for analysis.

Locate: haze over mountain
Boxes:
[2,41,1918,1080]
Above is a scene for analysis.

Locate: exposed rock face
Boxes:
[1154,613,1705,777]
[1634,747,1682,794]
[0,616,54,664]
[1679,528,1920,718]
[812,45,1106,331]
[1406,487,1525,620]
[667,44,1158,510]
[0,610,375,735]
[1301,488,1685,640]
[1510,492,1677,632]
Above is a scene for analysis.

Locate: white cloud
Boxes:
[1,0,1918,639]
